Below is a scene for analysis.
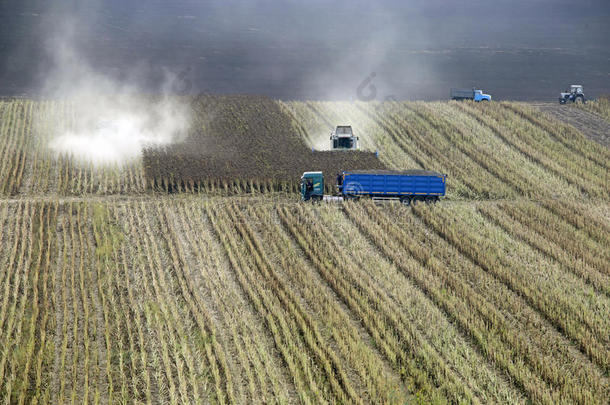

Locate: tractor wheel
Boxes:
[574,96,584,104]
[559,98,566,105]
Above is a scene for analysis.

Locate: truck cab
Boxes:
[473,89,491,102]
[300,171,324,201]
[330,126,359,150]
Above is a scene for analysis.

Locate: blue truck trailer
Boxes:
[301,170,447,204]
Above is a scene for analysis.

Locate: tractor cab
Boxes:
[300,171,324,201]
[560,85,586,104]
[330,126,359,150]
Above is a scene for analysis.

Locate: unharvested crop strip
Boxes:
[388,202,608,402]
[184,201,298,403]
[469,102,608,183]
[226,202,361,404]
[0,202,35,401]
[410,103,571,198]
[16,204,48,404]
[455,102,608,198]
[487,202,610,285]
[155,201,234,403]
[207,202,329,404]
[414,204,610,374]
[381,103,510,198]
[343,202,571,403]
[177,202,279,402]
[501,103,610,169]
[133,203,201,404]
[126,203,181,403]
[279,204,465,403]
[250,204,408,404]
[111,205,153,404]
[540,200,610,249]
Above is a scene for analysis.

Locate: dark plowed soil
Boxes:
[143,95,385,192]
[530,103,610,147]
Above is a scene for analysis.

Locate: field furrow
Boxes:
[413,204,610,374]
[247,203,408,404]
[172,200,297,403]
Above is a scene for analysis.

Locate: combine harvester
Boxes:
[301,170,447,205]
[330,126,359,150]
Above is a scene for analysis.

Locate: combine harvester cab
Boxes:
[330,126,359,150]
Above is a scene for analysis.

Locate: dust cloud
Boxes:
[48,96,189,166]
[42,8,190,167]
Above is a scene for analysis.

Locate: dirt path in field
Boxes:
[529,103,610,147]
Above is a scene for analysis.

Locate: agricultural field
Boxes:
[582,96,610,123]
[531,100,610,147]
[0,96,608,404]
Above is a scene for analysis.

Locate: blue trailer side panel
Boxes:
[341,170,446,197]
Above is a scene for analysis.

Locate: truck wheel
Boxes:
[400,196,411,206]
[425,196,435,205]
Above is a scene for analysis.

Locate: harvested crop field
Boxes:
[142,95,385,193]
[531,102,610,147]
[0,96,608,404]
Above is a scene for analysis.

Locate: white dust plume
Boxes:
[43,15,190,167]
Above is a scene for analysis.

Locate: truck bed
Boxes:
[450,89,475,99]
[340,170,446,198]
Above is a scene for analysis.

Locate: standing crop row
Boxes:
[411,203,610,376]
[206,200,364,404]
[0,202,57,404]
[342,200,608,404]
[169,199,297,403]
[248,202,410,403]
